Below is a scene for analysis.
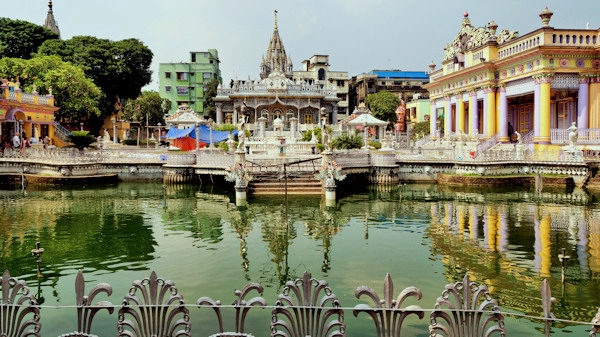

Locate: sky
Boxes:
[3,0,600,91]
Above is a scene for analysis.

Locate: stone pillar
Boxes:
[444,97,451,138]
[484,87,496,138]
[290,117,298,140]
[332,104,338,124]
[469,91,479,137]
[235,185,247,207]
[113,121,118,144]
[457,95,465,134]
[498,86,509,142]
[216,103,223,124]
[430,101,438,140]
[534,81,541,141]
[233,107,239,125]
[536,74,553,144]
[258,116,267,140]
[589,76,600,129]
[578,76,590,129]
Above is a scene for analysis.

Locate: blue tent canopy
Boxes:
[163,126,238,144]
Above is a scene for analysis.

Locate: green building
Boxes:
[159,49,221,116]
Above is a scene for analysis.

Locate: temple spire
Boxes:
[44,0,60,37]
[260,10,292,79]
[274,10,278,29]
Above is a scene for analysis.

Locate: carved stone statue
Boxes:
[515,131,522,144]
[103,129,111,146]
[236,115,247,151]
[568,122,578,149]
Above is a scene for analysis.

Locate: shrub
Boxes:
[301,130,313,141]
[68,131,96,150]
[412,121,430,138]
[316,143,325,153]
[369,140,382,149]
[331,134,363,149]
[213,124,237,132]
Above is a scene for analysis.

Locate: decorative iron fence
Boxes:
[1,269,599,337]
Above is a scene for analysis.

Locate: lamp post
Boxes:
[111,116,117,144]
[156,123,162,149]
[146,113,149,148]
[208,118,214,148]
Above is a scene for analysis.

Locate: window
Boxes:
[594,36,598,44]
[559,35,563,43]
[304,113,313,124]
[587,36,591,44]
[210,60,214,64]
[318,68,326,81]
[191,54,196,62]
[176,87,189,95]
[573,35,577,44]
[337,80,345,87]
[190,72,195,77]
[580,35,584,44]
[165,72,171,79]
[176,72,188,81]
[203,73,213,80]
[165,86,172,93]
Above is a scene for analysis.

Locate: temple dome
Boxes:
[258,70,294,90]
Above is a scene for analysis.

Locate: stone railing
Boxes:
[552,128,600,145]
[1,269,598,337]
[246,141,317,155]
[165,153,197,166]
[475,134,498,156]
[333,149,371,168]
[196,149,234,169]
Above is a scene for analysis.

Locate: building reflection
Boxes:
[425,194,600,322]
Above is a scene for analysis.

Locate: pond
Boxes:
[0,182,599,336]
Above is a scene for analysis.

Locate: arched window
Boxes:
[580,35,584,44]
[587,36,591,44]
[304,113,313,124]
[552,34,556,43]
[318,68,326,81]
[594,36,597,44]
[559,35,563,43]
[566,35,570,44]
[573,35,577,44]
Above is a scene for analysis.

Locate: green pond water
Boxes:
[1,182,600,336]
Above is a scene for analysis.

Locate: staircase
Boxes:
[52,123,73,147]
[248,173,323,195]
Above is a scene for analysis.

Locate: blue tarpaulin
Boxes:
[163,125,238,144]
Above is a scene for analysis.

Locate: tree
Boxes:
[68,131,96,150]
[0,56,102,124]
[0,18,59,59]
[204,78,220,119]
[36,36,153,124]
[122,91,171,126]
[365,91,400,126]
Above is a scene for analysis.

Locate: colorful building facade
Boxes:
[0,80,62,145]
[424,8,600,145]
[159,49,222,116]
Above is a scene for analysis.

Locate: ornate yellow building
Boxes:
[424,8,600,145]
[0,80,65,145]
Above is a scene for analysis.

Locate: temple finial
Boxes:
[274,10,278,29]
[48,0,53,11]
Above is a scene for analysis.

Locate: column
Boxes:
[537,74,552,144]
[444,97,451,138]
[534,81,541,141]
[469,91,479,137]
[578,77,589,129]
[589,76,600,129]
[484,87,496,138]
[430,101,438,140]
[483,92,488,135]
[216,103,223,124]
[332,104,338,124]
[540,214,552,277]
[498,86,509,142]
[457,94,465,134]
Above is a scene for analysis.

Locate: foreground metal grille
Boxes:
[1,270,599,337]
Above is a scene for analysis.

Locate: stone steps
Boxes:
[249,174,322,195]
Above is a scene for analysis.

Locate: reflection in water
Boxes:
[1,183,600,334]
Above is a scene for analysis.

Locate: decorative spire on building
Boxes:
[44,0,60,37]
[260,10,293,79]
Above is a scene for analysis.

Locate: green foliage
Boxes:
[213,124,237,132]
[0,56,102,124]
[316,143,325,152]
[204,78,220,118]
[312,127,322,141]
[122,91,170,126]
[37,36,153,122]
[412,121,430,138]
[121,139,138,146]
[331,133,363,149]
[68,131,96,150]
[369,140,382,149]
[438,115,445,135]
[301,130,313,141]
[365,91,399,126]
[0,18,59,59]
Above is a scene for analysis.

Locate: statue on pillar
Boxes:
[568,122,578,150]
